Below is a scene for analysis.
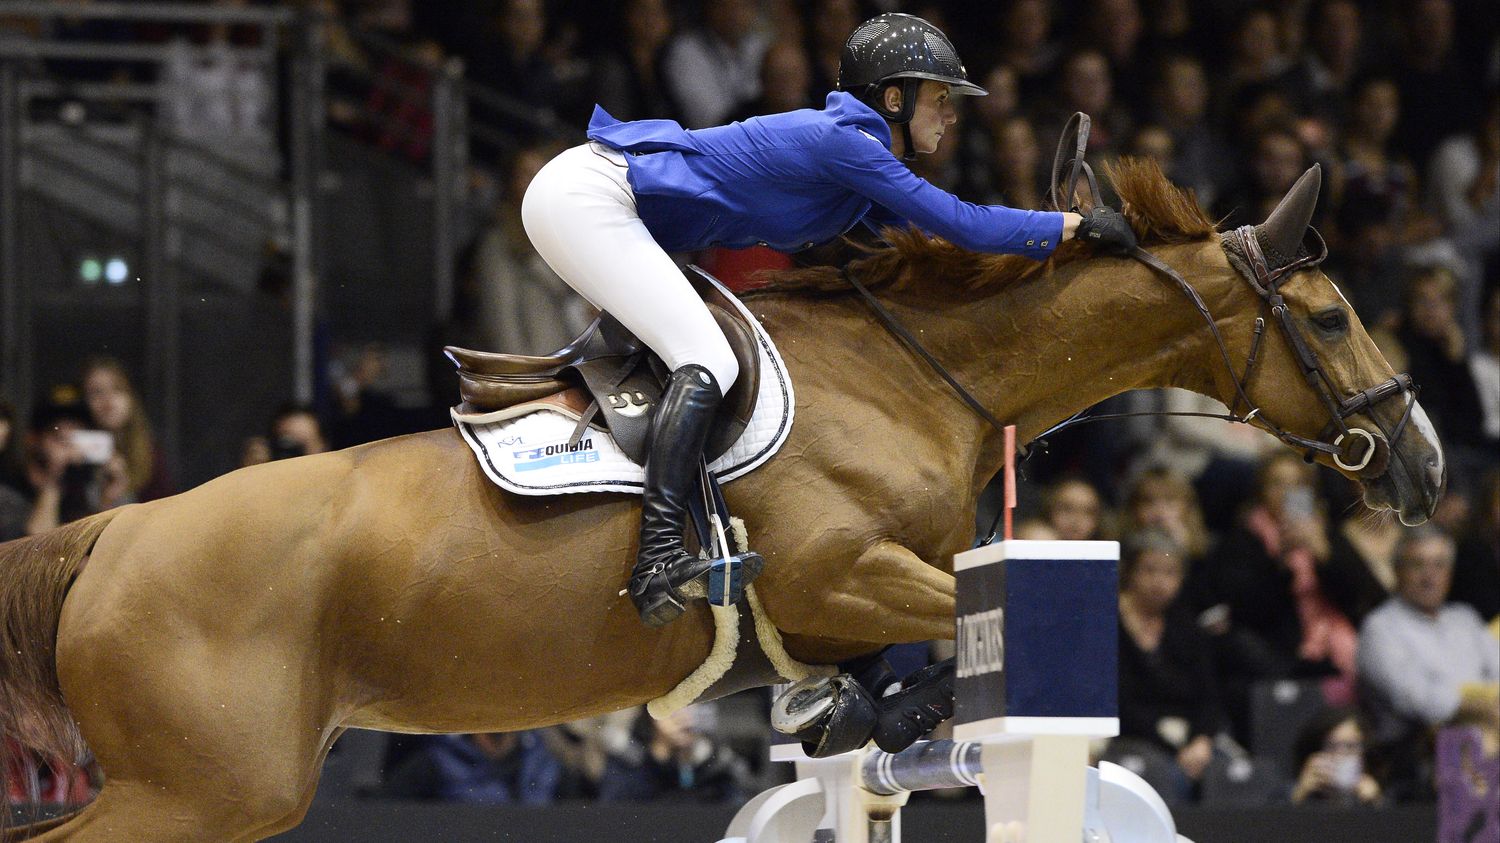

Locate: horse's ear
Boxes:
[1255,164,1321,263]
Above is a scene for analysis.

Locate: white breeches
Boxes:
[520,143,740,391]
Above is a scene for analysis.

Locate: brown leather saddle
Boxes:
[444,266,762,465]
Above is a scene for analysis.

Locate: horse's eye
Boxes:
[1313,309,1347,333]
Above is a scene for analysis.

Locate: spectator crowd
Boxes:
[1,0,1497,820]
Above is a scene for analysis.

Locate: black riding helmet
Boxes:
[837,13,986,158]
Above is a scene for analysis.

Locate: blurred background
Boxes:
[0,0,1496,841]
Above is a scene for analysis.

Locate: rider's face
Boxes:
[907,81,957,155]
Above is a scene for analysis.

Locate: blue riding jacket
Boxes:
[586,91,1064,259]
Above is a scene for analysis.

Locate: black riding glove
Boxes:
[1074,207,1137,255]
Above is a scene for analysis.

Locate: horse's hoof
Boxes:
[870,659,955,754]
[771,674,878,758]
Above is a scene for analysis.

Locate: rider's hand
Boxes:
[1074,207,1137,255]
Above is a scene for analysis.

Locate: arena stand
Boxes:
[1,1,1496,841]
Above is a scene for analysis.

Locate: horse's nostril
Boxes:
[1424,457,1445,496]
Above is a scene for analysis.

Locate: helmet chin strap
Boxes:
[868,78,919,162]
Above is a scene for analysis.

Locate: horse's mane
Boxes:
[750,157,1219,297]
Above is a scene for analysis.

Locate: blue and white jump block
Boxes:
[720,540,1188,843]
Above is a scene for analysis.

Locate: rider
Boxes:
[520,13,1137,628]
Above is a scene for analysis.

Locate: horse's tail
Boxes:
[0,511,118,816]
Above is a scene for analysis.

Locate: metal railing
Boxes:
[0,0,582,482]
[0,0,312,481]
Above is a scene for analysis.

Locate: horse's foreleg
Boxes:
[769,540,956,656]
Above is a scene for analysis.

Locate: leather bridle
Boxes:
[1125,225,1418,480]
[845,112,1422,502]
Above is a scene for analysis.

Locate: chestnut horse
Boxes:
[1,161,1441,841]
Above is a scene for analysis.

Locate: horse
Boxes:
[0,160,1442,841]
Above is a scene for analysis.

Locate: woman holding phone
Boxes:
[1196,453,1385,731]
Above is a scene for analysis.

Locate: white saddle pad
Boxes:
[452,276,794,496]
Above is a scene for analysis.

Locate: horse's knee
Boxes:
[255,795,315,838]
[244,786,307,830]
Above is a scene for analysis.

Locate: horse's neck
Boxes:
[902,242,1226,450]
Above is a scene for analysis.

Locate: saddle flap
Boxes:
[575,354,660,463]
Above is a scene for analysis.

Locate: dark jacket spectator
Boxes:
[1451,471,1500,623]
[597,706,753,804]
[1289,708,1383,806]
[590,0,678,121]
[380,732,565,805]
[1117,530,1226,777]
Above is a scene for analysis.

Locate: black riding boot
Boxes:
[628,364,731,627]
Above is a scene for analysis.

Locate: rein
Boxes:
[841,111,1418,511]
[839,266,1012,440]
[1039,112,1416,478]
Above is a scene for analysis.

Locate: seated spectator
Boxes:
[1289,708,1383,806]
[731,40,814,120]
[0,400,28,541]
[661,0,768,128]
[1216,6,1291,109]
[1451,470,1500,623]
[1472,281,1499,446]
[79,357,171,502]
[1279,0,1365,123]
[597,705,753,803]
[1121,466,1211,601]
[1041,476,1107,541]
[1391,0,1474,172]
[986,0,1061,103]
[955,64,1022,199]
[1331,509,1400,620]
[975,115,1044,209]
[1145,54,1228,209]
[1215,126,1310,232]
[1076,0,1146,110]
[0,398,24,496]
[1199,453,1383,731]
[379,732,565,804]
[24,388,133,534]
[458,142,595,356]
[466,0,563,137]
[1036,50,1132,164]
[590,0,678,121]
[268,403,329,460]
[1397,267,1490,476]
[1424,93,1499,343]
[1114,528,1226,803]
[1130,389,1279,533]
[1358,526,1500,800]
[803,0,858,97]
